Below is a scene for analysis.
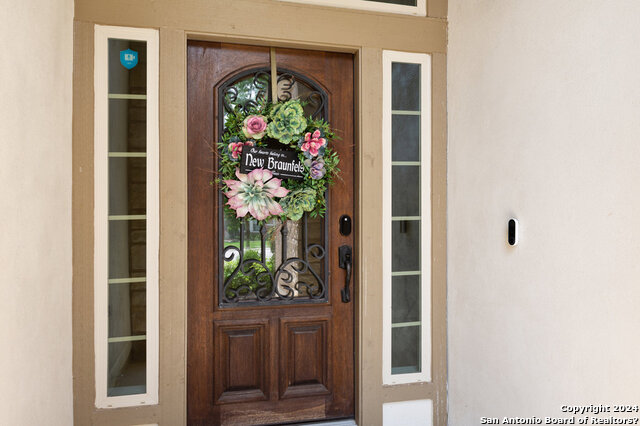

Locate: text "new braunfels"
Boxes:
[240,146,305,181]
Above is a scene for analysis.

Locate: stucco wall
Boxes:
[0,0,74,424]
[448,1,640,424]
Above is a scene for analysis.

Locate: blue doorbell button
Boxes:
[508,218,518,246]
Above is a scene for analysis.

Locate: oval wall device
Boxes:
[508,218,518,246]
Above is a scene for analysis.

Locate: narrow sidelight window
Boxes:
[94,25,158,408]
[382,51,431,384]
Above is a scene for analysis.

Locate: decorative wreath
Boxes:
[216,99,339,222]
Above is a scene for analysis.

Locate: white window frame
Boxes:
[278,0,426,17]
[94,24,159,408]
[382,50,432,385]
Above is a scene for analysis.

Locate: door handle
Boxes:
[339,245,352,303]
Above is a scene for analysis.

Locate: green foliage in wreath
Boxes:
[267,100,308,145]
[216,98,340,223]
[280,188,317,221]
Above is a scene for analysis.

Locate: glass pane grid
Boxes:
[107,341,146,397]
[107,37,148,397]
[392,62,420,111]
[391,325,421,374]
[392,114,420,162]
[108,99,147,152]
[390,60,422,376]
[108,38,147,95]
[392,165,420,217]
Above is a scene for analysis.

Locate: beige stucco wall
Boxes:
[0,0,74,424]
[448,1,640,424]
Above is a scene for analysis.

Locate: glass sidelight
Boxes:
[218,68,329,306]
[94,25,158,407]
[107,38,148,396]
[383,51,432,384]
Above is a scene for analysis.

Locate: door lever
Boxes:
[339,245,352,303]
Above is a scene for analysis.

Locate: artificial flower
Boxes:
[228,140,254,160]
[304,157,326,180]
[300,129,327,158]
[267,100,308,144]
[242,115,267,140]
[224,168,289,220]
[280,188,317,221]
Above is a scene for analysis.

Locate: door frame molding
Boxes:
[72,18,447,424]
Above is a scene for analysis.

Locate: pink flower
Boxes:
[242,115,268,140]
[224,168,290,221]
[300,129,327,157]
[228,140,253,160]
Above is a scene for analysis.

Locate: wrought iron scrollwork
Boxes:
[277,73,295,102]
[219,67,328,119]
[222,70,271,114]
[306,90,325,119]
[217,67,330,307]
[221,215,327,305]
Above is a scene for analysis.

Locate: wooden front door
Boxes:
[187,41,355,425]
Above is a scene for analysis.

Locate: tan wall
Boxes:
[448,1,640,424]
[0,0,74,424]
[73,1,447,424]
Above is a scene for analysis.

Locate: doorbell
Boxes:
[508,218,519,246]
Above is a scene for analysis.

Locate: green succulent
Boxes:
[280,188,317,221]
[267,100,308,145]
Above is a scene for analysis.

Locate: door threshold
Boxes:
[293,420,357,426]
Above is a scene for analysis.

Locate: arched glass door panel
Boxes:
[217,68,329,306]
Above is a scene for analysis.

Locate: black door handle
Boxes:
[339,245,352,303]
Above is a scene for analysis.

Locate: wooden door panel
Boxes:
[279,316,331,399]
[187,41,354,425]
[214,319,269,404]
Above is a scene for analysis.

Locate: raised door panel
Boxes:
[279,316,331,399]
[214,319,269,403]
